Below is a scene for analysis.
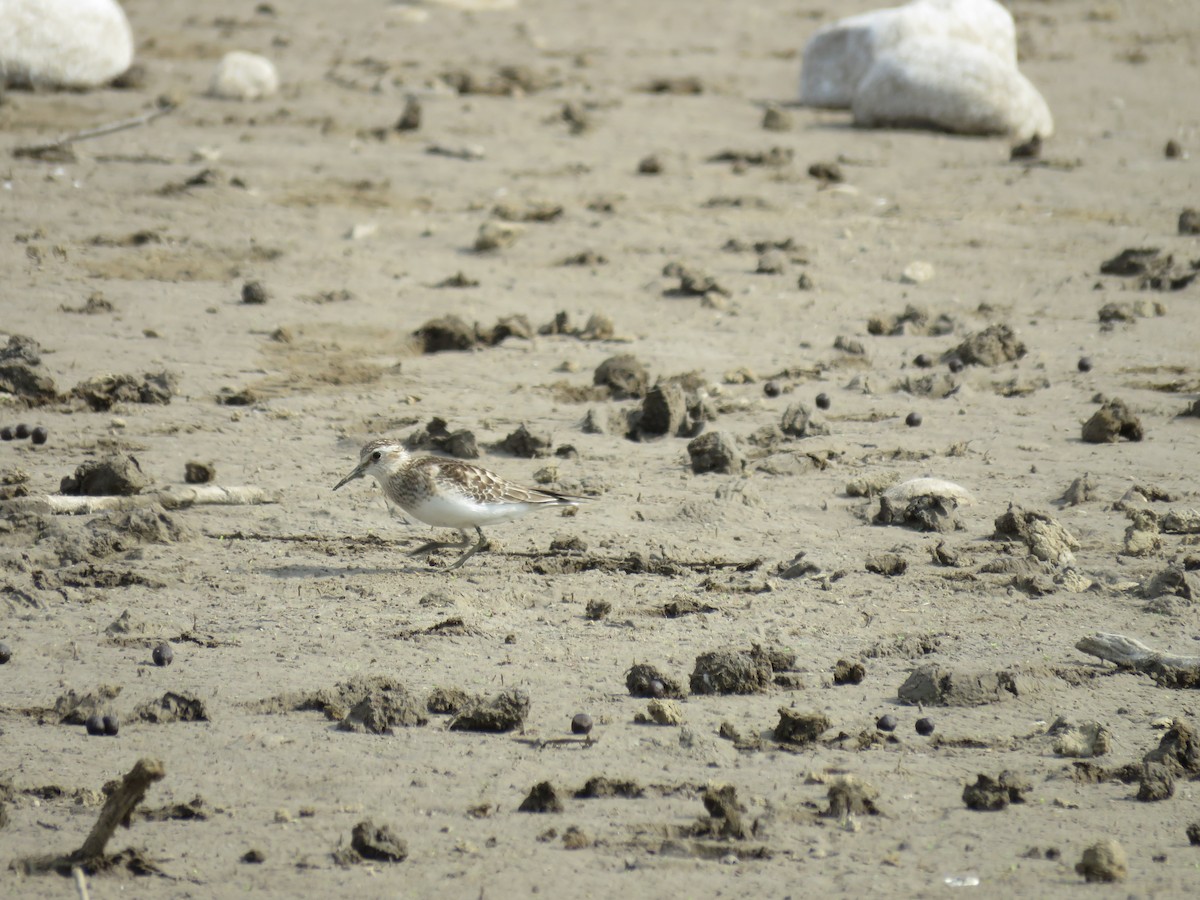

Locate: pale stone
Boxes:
[0,0,133,89]
[209,51,279,101]
[853,37,1054,140]
[800,0,1015,108]
[901,261,935,284]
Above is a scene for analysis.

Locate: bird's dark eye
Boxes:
[371,451,382,461]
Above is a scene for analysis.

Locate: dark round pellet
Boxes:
[571,713,594,735]
[906,412,922,428]
[763,380,780,398]
[876,714,898,732]
[914,353,933,368]
[815,392,830,410]
[86,714,104,736]
[30,426,48,445]
[0,426,12,441]
[152,642,174,667]
[915,716,935,736]
[0,641,11,664]
[947,358,964,373]
[1077,357,1093,373]
[14,424,30,439]
[102,715,120,737]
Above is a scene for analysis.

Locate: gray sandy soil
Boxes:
[2,0,1200,896]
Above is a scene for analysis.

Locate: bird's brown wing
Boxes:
[418,458,584,505]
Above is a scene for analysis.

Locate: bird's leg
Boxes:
[446,526,488,570]
[408,529,473,558]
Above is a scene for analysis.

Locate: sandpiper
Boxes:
[334,438,586,570]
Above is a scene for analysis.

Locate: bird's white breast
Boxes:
[405,492,535,528]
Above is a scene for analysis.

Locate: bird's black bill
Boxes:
[333,465,366,491]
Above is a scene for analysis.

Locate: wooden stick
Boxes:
[1076,632,1200,684]
[13,101,176,159]
[73,758,165,860]
[0,485,277,515]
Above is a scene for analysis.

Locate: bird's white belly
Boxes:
[405,493,533,528]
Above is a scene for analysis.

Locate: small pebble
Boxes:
[876,714,898,732]
[914,354,933,368]
[763,380,780,398]
[31,426,48,445]
[947,358,964,374]
[571,713,594,736]
[905,412,922,428]
[1165,139,1183,159]
[0,426,12,441]
[649,679,665,698]
[241,281,268,304]
[915,716,935,736]
[102,715,120,737]
[815,392,830,410]
[242,849,266,864]
[152,642,174,667]
[1077,357,1093,373]
[14,424,30,439]
[86,715,104,736]
[0,641,11,663]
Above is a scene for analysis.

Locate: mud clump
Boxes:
[60,454,149,496]
[625,663,686,699]
[594,354,649,399]
[336,685,428,734]
[0,335,59,404]
[72,372,175,411]
[404,418,479,459]
[1100,247,1198,291]
[1082,398,1144,443]
[865,552,907,576]
[832,659,866,685]
[780,402,828,439]
[898,664,1022,706]
[1136,762,1174,801]
[448,688,529,733]
[413,315,475,352]
[639,383,688,438]
[574,777,644,799]
[134,691,209,723]
[490,424,552,459]
[662,261,730,299]
[1143,718,1200,778]
[993,506,1080,565]
[824,775,880,818]
[962,772,1031,810]
[691,648,774,695]
[687,431,744,474]
[53,685,122,724]
[947,324,1025,367]
[342,820,408,864]
[184,461,216,484]
[774,708,830,745]
[695,785,750,839]
[518,782,563,814]
[874,494,961,532]
[1076,840,1127,883]
[425,686,474,715]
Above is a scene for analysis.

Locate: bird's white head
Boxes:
[333,438,410,491]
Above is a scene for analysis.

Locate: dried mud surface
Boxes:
[2,0,1200,896]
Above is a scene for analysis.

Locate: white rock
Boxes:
[0,0,133,89]
[209,51,278,101]
[853,36,1053,140]
[901,261,935,284]
[800,0,1014,108]
[798,0,1050,140]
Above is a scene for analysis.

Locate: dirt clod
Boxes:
[337,685,428,734]
[824,775,880,818]
[1082,398,1144,443]
[0,335,59,405]
[448,689,529,732]
[963,772,1031,810]
[833,659,866,685]
[774,708,829,745]
[691,648,773,695]
[948,324,1026,367]
[1075,840,1127,883]
[404,418,479,459]
[687,431,744,475]
[519,782,563,813]
[594,354,649,399]
[184,461,215,484]
[60,454,148,496]
[72,372,175,411]
[349,820,408,863]
[626,664,686,699]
